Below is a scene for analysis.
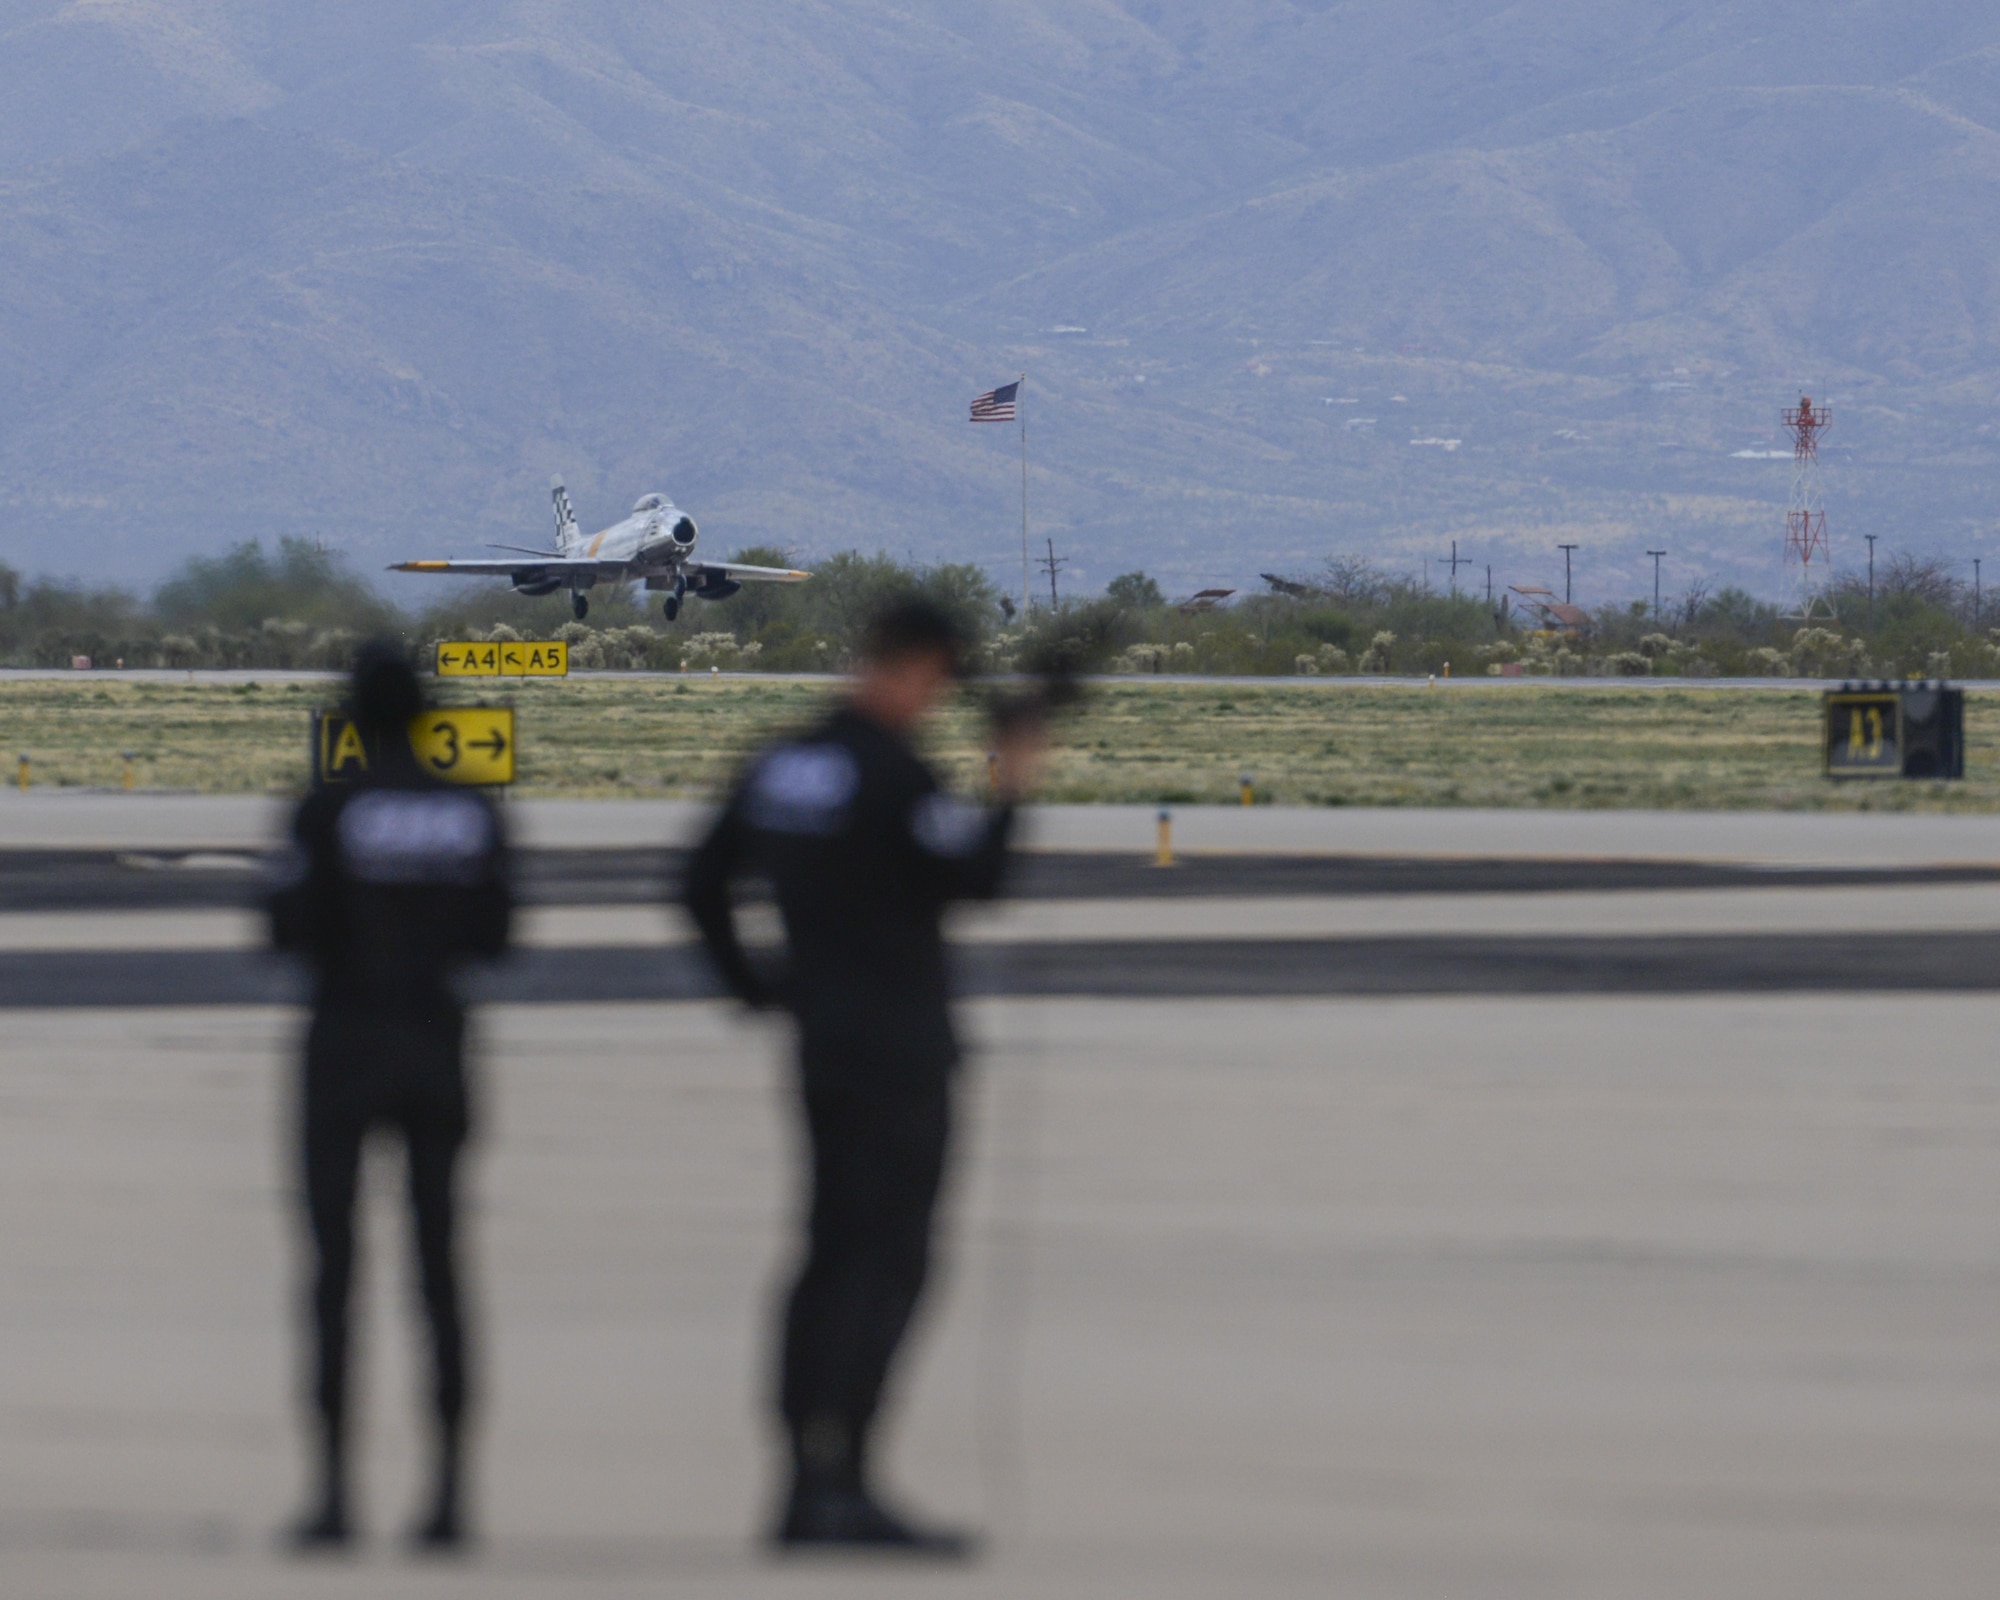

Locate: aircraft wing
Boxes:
[691,561,812,584]
[389,557,625,580]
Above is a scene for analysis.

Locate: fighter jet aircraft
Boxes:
[392,477,809,621]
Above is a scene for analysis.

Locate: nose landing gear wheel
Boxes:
[571,592,589,621]
[662,595,681,622]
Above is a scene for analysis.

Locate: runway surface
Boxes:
[5,930,2000,1008]
[7,842,2000,1003]
[1,997,1996,1598]
[9,791,2000,865]
[5,802,1999,1594]
[12,844,2000,913]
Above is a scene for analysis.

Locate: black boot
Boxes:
[776,1481,976,1557]
[410,1416,467,1553]
[772,1415,975,1558]
[289,1415,352,1552]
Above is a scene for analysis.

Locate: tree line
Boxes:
[2,538,1994,681]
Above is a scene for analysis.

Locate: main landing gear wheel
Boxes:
[662,595,681,622]
[571,592,589,621]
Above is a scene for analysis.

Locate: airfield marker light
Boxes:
[1155,807,1175,868]
[121,751,135,791]
[1239,772,1254,807]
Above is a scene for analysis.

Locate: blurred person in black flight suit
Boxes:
[269,642,512,1552]
[685,598,1044,1555]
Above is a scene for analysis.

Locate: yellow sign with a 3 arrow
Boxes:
[410,708,516,784]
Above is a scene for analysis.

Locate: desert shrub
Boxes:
[1789,627,1868,679]
[1114,643,1174,674]
[1292,644,1349,676]
[1357,631,1397,673]
[680,631,763,671]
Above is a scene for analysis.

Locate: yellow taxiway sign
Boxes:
[435,640,568,677]
[315,707,518,787]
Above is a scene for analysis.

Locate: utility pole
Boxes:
[1038,537,1069,609]
[1977,557,1984,632]
[1558,543,1580,605]
[1436,539,1470,596]
[1485,564,1493,605]
[1647,549,1667,621]
[1864,533,1878,625]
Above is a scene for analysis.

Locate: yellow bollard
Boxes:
[121,751,136,791]
[1239,772,1255,807]
[1154,807,1175,868]
[15,754,28,792]
[1442,661,1451,678]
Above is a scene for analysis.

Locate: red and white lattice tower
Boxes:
[1782,395,1834,619]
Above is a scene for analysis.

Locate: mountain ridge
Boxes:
[2,2,1999,606]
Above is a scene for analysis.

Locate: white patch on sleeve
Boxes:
[747,745,861,835]
[337,791,494,884]
[910,793,989,859]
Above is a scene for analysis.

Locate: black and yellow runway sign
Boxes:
[434,640,568,677]
[1823,683,1963,780]
[314,708,517,786]
[1824,688,1899,777]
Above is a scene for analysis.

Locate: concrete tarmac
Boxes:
[15,881,2000,952]
[9,791,2000,866]
[1,996,1996,1597]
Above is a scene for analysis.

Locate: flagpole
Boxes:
[1016,376,1032,620]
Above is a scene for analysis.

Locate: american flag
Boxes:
[969,381,1019,422]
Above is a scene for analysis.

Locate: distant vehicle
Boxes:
[393,477,809,622]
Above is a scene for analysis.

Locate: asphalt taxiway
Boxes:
[1,996,1996,1598]
[2,799,1998,1597]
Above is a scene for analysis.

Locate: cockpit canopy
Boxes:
[631,493,666,514]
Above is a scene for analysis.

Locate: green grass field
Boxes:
[2,677,1996,811]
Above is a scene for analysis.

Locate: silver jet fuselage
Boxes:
[567,492,699,577]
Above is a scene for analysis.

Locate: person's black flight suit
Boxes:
[270,727,511,1550]
[685,704,1013,1549]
